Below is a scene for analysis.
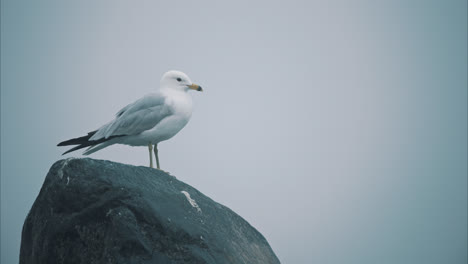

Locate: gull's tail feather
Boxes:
[58,131,123,155]
[57,131,97,146]
[82,140,115,155]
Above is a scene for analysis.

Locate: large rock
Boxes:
[20,158,280,264]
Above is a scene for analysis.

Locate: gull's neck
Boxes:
[160,84,188,94]
[160,86,193,117]
[159,86,192,103]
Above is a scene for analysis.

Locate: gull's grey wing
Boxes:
[90,93,173,140]
[115,93,166,117]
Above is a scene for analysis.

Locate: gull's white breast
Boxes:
[125,90,193,146]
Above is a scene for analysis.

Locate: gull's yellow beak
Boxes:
[188,83,203,92]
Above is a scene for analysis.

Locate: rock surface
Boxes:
[20,158,280,264]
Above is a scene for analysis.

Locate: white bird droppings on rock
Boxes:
[58,158,76,179]
[181,191,202,213]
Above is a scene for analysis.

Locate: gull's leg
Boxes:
[148,144,154,168]
[154,144,160,170]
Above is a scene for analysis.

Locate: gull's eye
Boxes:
[176,78,182,82]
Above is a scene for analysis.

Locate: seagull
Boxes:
[58,70,202,169]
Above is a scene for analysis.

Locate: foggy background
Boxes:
[1,0,467,263]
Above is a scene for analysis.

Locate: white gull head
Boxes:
[160,70,203,92]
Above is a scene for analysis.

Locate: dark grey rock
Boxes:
[20,158,280,264]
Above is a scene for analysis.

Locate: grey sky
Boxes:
[1,1,467,263]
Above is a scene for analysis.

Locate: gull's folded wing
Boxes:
[90,93,173,140]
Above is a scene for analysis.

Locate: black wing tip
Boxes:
[61,147,74,155]
[57,132,121,155]
[57,131,97,147]
[62,149,74,155]
[61,144,90,155]
[57,140,78,147]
